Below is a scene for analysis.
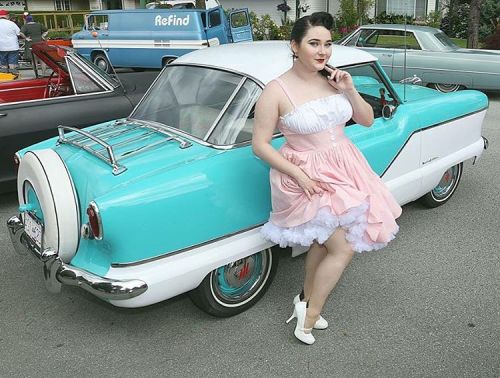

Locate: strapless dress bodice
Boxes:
[279,93,353,151]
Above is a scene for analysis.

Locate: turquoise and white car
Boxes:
[7,41,489,317]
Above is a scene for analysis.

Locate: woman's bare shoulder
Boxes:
[259,80,284,103]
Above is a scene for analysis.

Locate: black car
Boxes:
[0,42,159,193]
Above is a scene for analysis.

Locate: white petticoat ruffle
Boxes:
[261,202,398,253]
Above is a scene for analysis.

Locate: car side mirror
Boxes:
[382,104,396,120]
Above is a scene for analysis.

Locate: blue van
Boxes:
[72,5,252,71]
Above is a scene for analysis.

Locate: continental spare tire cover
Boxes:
[17,149,80,262]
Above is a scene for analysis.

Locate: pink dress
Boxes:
[261,78,402,253]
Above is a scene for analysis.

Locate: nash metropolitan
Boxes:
[7,41,489,317]
[338,24,500,93]
[0,42,159,193]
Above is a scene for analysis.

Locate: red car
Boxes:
[0,42,159,193]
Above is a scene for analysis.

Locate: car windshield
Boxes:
[434,32,459,49]
[131,65,262,145]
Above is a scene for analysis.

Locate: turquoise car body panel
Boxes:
[17,77,488,277]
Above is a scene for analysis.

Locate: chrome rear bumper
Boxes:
[7,215,147,300]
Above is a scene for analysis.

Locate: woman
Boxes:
[252,12,401,345]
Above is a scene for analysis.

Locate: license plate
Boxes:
[25,212,43,250]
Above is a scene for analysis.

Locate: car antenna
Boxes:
[91,30,126,94]
[403,18,407,102]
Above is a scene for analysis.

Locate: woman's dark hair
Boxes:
[290,12,335,78]
[290,12,334,44]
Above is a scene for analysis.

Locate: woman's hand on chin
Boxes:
[324,66,355,93]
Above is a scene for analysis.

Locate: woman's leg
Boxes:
[305,228,354,330]
[303,242,327,301]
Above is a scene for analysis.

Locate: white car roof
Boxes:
[175,40,377,84]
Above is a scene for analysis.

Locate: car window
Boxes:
[66,59,106,94]
[209,10,221,27]
[341,30,361,46]
[230,11,249,28]
[131,65,247,141]
[361,29,421,50]
[434,31,458,49]
[343,63,397,120]
[355,29,377,47]
[87,15,109,31]
[208,79,261,145]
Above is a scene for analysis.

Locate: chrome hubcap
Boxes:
[432,165,459,200]
[96,59,108,71]
[211,249,271,305]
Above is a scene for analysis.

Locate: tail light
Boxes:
[86,201,103,240]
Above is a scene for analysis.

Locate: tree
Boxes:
[467,0,482,48]
[336,0,373,32]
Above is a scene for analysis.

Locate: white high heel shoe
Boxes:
[292,294,328,330]
[286,301,315,345]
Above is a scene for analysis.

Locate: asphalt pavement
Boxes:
[0,92,499,378]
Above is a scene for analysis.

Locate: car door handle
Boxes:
[0,113,7,117]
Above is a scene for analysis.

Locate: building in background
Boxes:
[220,0,439,24]
[374,0,438,19]
[11,0,439,20]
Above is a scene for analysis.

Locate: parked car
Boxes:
[338,24,500,92]
[0,42,160,193]
[7,41,489,317]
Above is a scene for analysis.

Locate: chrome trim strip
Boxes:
[0,85,47,92]
[0,88,115,107]
[7,215,148,300]
[111,223,265,268]
[482,136,489,150]
[388,65,500,76]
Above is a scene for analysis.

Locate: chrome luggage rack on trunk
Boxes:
[57,119,192,175]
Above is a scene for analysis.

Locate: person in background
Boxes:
[0,9,29,76]
[21,15,48,64]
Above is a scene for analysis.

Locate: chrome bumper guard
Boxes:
[7,215,147,300]
[483,136,489,150]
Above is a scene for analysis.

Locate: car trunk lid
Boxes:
[54,118,222,202]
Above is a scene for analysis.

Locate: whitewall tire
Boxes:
[17,149,80,262]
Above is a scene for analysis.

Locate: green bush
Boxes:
[425,10,441,29]
[46,31,71,39]
[374,11,415,25]
[250,12,291,40]
[336,0,373,33]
